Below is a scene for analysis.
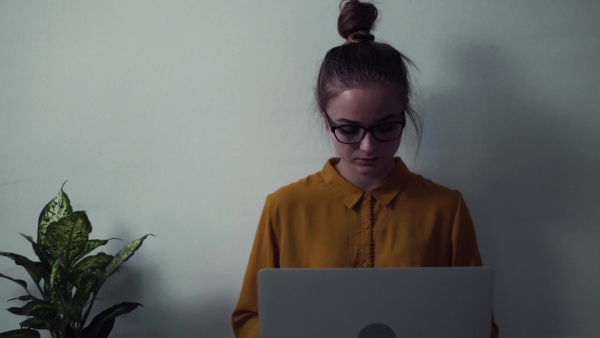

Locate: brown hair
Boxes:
[316,0,422,141]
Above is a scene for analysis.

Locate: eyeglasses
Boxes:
[325,111,406,144]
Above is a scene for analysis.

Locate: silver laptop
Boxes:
[258,267,494,338]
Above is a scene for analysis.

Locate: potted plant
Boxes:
[0,185,152,338]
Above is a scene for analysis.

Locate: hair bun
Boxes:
[338,0,378,43]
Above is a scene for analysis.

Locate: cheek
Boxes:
[331,139,354,156]
[384,139,402,154]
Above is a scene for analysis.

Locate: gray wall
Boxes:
[1,1,599,337]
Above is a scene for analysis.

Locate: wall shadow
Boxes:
[420,41,599,337]
[104,272,236,338]
[84,225,237,337]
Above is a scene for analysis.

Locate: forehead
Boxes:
[326,85,404,123]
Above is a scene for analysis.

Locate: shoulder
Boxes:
[404,171,463,210]
[265,171,328,207]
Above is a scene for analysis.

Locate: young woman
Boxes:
[232,1,499,337]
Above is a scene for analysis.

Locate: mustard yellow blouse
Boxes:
[232,158,498,337]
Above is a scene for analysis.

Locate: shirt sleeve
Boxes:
[450,191,483,267]
[450,191,499,338]
[232,197,280,338]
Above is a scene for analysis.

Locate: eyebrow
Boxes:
[335,114,401,125]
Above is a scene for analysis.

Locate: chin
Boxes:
[353,158,394,175]
[353,163,386,176]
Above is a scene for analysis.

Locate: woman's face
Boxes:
[324,84,405,185]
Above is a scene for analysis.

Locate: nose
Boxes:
[359,130,378,152]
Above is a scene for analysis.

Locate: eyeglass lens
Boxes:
[334,122,404,143]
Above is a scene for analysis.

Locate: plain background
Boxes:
[1,1,599,337]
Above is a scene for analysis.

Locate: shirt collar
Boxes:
[319,157,411,209]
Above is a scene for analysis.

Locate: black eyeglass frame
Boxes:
[324,111,407,144]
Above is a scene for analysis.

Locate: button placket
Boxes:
[360,192,373,268]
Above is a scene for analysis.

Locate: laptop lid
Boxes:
[258,267,494,338]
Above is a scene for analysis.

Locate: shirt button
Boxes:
[363,262,370,268]
[363,224,369,229]
[363,192,369,198]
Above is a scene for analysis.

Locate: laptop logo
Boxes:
[358,323,396,338]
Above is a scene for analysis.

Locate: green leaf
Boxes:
[0,273,28,292]
[7,300,54,317]
[19,317,47,330]
[45,211,92,268]
[8,295,39,302]
[38,183,73,245]
[0,251,46,285]
[83,302,141,338]
[20,233,35,243]
[103,234,153,280]
[0,329,41,338]
[83,318,114,338]
[20,234,52,269]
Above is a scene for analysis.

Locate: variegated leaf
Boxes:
[49,254,64,305]
[38,184,73,245]
[72,239,117,265]
[103,234,153,280]
[72,253,113,287]
[72,273,100,311]
[5,187,154,337]
[44,211,92,268]
[0,251,46,285]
